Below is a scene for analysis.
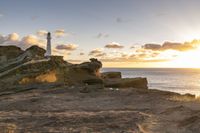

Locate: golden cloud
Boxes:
[80,52,85,55]
[0,33,46,50]
[54,29,65,37]
[36,30,48,37]
[7,33,19,41]
[88,48,106,57]
[20,35,46,49]
[56,44,78,51]
[105,42,124,49]
[0,33,20,44]
[143,40,200,52]
[89,48,103,55]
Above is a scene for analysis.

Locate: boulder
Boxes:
[77,58,102,76]
[66,58,103,84]
[104,78,148,89]
[101,72,122,79]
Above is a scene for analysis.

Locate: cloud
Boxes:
[20,35,46,49]
[89,48,103,55]
[0,33,46,50]
[54,29,65,37]
[21,35,38,45]
[87,47,169,63]
[116,17,123,23]
[56,44,78,51]
[37,30,48,37]
[99,51,169,62]
[80,52,84,55]
[96,33,109,38]
[116,17,131,23]
[52,48,71,59]
[88,48,107,57]
[94,52,107,57]
[143,44,161,50]
[100,57,169,63]
[105,42,124,49]
[143,40,200,52]
[31,16,39,21]
[7,33,19,41]
[130,46,135,49]
[0,33,20,45]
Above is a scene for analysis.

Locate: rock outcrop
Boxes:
[0,45,23,63]
[0,50,104,90]
[104,77,148,89]
[101,72,122,79]
[0,45,46,73]
[0,45,148,90]
[0,45,45,65]
[101,71,148,89]
[25,45,46,59]
[64,58,104,91]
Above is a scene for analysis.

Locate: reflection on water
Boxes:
[102,68,200,96]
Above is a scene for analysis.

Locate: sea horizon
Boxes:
[102,68,200,96]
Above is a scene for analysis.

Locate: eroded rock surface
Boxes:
[0,45,148,90]
[101,72,122,79]
[104,77,148,89]
[0,86,199,133]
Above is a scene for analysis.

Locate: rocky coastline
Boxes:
[0,45,199,133]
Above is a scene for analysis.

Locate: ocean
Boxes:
[102,68,200,96]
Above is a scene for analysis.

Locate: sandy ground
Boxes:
[0,85,200,133]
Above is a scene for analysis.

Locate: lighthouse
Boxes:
[45,32,51,57]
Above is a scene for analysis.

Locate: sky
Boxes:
[1,0,200,68]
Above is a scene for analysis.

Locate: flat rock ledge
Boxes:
[101,72,148,89]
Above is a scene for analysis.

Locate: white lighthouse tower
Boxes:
[45,32,51,57]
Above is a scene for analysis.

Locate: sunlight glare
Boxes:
[169,46,200,68]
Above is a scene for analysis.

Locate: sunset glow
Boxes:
[1,0,200,68]
[167,47,200,68]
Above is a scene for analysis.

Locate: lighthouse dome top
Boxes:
[47,32,51,39]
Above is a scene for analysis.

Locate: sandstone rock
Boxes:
[25,45,45,59]
[0,45,148,90]
[104,78,148,89]
[0,46,23,59]
[83,78,103,85]
[77,58,102,75]
[65,58,103,86]
[0,55,104,89]
[101,72,122,79]
[182,93,195,99]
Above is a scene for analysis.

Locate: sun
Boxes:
[168,47,200,68]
